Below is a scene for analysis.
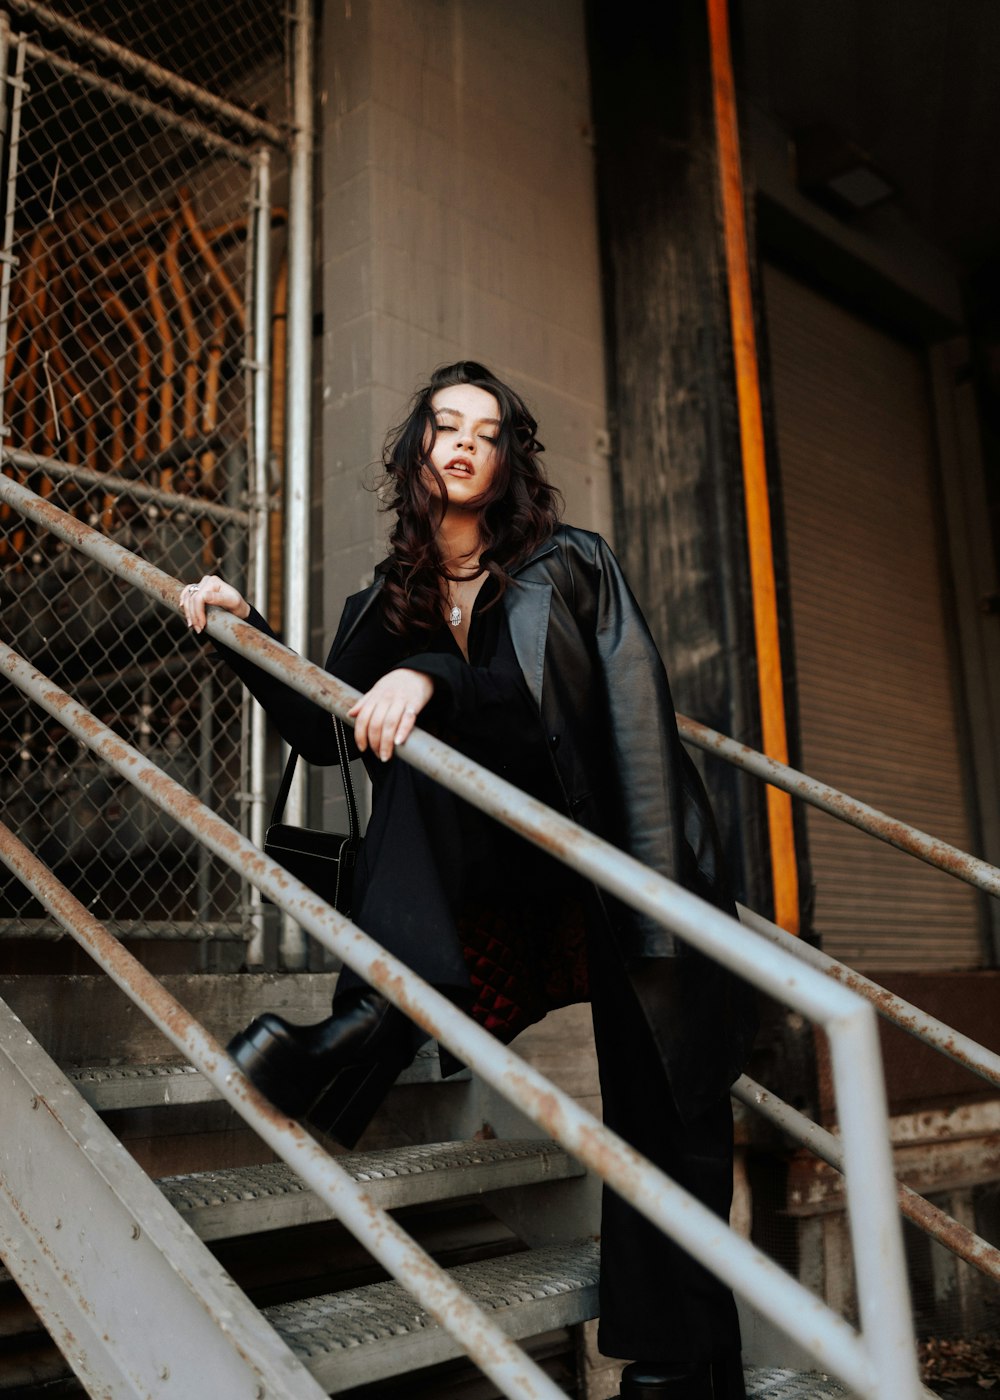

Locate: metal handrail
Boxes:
[0,635,905,1399]
[0,475,923,1399]
[680,714,1000,899]
[738,903,1000,1090]
[734,1075,1000,1283]
[4,466,993,1079]
[0,817,566,1400]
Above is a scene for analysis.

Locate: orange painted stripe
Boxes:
[706,0,800,934]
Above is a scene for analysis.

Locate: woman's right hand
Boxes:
[180,575,251,633]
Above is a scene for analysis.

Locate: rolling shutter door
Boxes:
[763,264,982,970]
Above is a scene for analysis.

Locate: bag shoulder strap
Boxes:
[269,718,360,843]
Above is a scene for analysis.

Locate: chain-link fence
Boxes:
[0,0,289,947]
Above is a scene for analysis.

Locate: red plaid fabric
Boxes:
[457,896,590,1041]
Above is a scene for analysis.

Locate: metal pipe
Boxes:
[144,256,177,489]
[164,216,201,445]
[9,2,283,144]
[20,40,254,162]
[0,28,24,437]
[680,714,1000,900]
[0,643,881,1395]
[246,147,273,966]
[179,189,246,331]
[733,1076,1000,1283]
[737,903,1000,1089]
[0,445,255,522]
[705,0,799,935]
[0,821,566,1400]
[195,671,213,929]
[280,0,314,970]
[0,918,246,941]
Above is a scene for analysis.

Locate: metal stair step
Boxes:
[261,1244,860,1397]
[745,1371,854,1398]
[263,1238,602,1393]
[67,1041,467,1112]
[158,1138,584,1241]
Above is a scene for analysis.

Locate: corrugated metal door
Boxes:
[764,264,983,969]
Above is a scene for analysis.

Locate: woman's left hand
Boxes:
[349,669,434,761]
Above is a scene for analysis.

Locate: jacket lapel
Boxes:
[505,579,552,712]
[504,538,559,710]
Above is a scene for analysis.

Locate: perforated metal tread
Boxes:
[264,1238,601,1392]
[67,1041,467,1111]
[158,1138,584,1240]
[745,1370,854,1399]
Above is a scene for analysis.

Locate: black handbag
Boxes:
[263,719,361,915]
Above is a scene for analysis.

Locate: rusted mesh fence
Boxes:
[0,0,288,943]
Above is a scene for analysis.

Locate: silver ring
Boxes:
[404,707,416,716]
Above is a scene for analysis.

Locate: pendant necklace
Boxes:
[443,553,478,628]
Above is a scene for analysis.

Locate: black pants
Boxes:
[587,926,745,1393]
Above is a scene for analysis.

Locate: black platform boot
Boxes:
[226,989,418,1144]
[617,1360,715,1399]
[616,1354,746,1400]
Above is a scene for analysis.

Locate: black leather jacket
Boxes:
[223,523,758,1119]
[334,524,757,1117]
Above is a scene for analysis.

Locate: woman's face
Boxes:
[424,383,502,509]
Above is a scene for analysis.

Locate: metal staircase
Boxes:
[0,981,858,1400]
[1,474,998,1398]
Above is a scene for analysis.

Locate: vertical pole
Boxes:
[0,22,25,436]
[706,0,800,934]
[245,146,272,966]
[281,0,314,970]
[196,672,213,927]
[831,1010,923,1398]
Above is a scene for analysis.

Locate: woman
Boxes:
[181,362,756,1400]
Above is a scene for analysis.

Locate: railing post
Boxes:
[280,0,314,971]
[245,144,273,966]
[830,1006,923,1400]
[0,17,25,438]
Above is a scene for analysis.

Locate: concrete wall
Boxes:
[319,0,609,656]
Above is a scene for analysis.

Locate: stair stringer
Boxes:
[0,995,328,1400]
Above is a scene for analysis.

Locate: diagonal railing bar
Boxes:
[737,903,1000,1090]
[0,818,566,1400]
[0,472,924,1398]
[733,1076,1000,1282]
[1,468,988,1085]
[680,715,1000,899]
[0,636,887,1399]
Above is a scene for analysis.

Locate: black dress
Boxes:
[225,575,590,1039]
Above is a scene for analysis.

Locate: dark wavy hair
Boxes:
[377,361,562,636]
